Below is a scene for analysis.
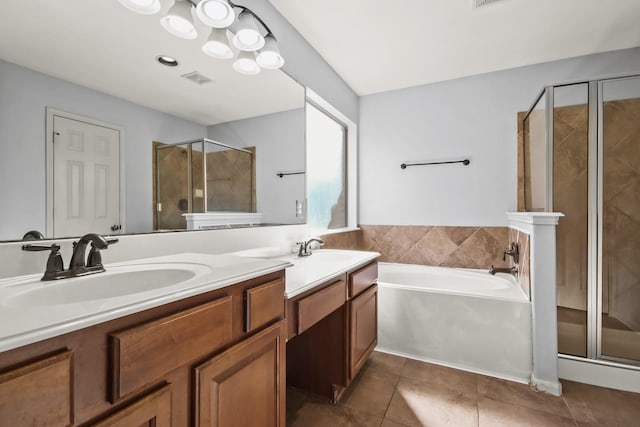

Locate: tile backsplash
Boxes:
[322,224,532,300]
[322,225,511,269]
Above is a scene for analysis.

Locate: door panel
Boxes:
[53,115,120,237]
[600,77,640,362]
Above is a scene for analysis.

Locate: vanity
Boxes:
[0,249,378,426]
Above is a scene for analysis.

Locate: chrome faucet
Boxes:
[297,237,324,257]
[69,233,118,275]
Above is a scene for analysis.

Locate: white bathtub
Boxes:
[377,262,532,383]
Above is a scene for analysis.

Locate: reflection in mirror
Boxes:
[522,91,548,212]
[154,139,255,230]
[0,0,305,242]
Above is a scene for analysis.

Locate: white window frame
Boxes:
[305,88,358,233]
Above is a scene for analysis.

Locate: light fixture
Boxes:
[233,51,260,75]
[119,0,285,75]
[160,0,198,40]
[232,11,265,52]
[256,34,284,69]
[196,0,235,28]
[202,28,233,59]
[156,55,179,67]
[118,0,161,14]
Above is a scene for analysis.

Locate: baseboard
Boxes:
[531,374,562,396]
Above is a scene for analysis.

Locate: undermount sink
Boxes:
[2,263,209,307]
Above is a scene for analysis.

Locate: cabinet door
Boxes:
[349,284,378,380]
[0,350,73,427]
[92,384,171,427]
[195,321,286,427]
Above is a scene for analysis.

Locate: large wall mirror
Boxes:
[0,0,305,242]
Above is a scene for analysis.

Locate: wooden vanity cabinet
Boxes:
[194,321,286,427]
[349,284,378,380]
[0,270,286,426]
[286,260,378,402]
[348,262,378,380]
[0,350,74,426]
[92,384,172,427]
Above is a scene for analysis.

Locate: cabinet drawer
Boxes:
[110,296,233,401]
[350,262,378,298]
[298,280,346,334]
[93,384,171,427]
[0,350,73,427]
[245,278,285,333]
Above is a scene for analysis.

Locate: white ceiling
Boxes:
[0,0,303,125]
[269,0,640,95]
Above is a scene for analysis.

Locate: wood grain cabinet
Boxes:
[349,284,378,380]
[0,270,286,426]
[286,260,378,402]
[195,321,286,427]
[92,384,172,427]
[0,350,73,427]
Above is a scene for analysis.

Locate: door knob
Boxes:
[111,224,121,231]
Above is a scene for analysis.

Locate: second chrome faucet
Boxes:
[297,237,324,257]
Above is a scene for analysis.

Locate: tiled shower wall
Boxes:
[321,225,532,299]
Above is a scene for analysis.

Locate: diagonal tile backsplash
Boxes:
[321,225,511,270]
[321,225,531,300]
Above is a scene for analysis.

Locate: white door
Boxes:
[52,115,120,237]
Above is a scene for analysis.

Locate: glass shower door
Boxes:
[600,76,640,363]
[156,143,192,230]
[553,84,590,357]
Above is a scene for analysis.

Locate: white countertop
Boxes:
[278,249,380,298]
[0,253,290,353]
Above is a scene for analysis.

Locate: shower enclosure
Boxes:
[521,74,640,367]
[153,138,255,230]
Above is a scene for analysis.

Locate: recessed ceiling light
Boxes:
[156,55,179,67]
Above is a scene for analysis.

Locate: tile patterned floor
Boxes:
[286,351,640,427]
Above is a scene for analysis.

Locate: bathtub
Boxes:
[377,262,532,383]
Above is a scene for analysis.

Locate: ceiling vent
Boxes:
[181,71,213,85]
[473,0,504,8]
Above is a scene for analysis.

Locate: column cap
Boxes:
[507,212,564,226]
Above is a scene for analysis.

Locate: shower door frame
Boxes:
[594,75,640,367]
[524,72,640,369]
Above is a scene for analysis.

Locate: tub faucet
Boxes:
[503,242,520,264]
[489,265,518,276]
[69,233,118,275]
[297,237,324,257]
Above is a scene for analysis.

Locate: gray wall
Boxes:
[208,108,306,224]
[359,47,640,227]
[0,59,206,240]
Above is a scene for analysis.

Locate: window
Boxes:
[306,101,347,230]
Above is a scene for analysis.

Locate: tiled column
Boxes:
[508,212,564,396]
